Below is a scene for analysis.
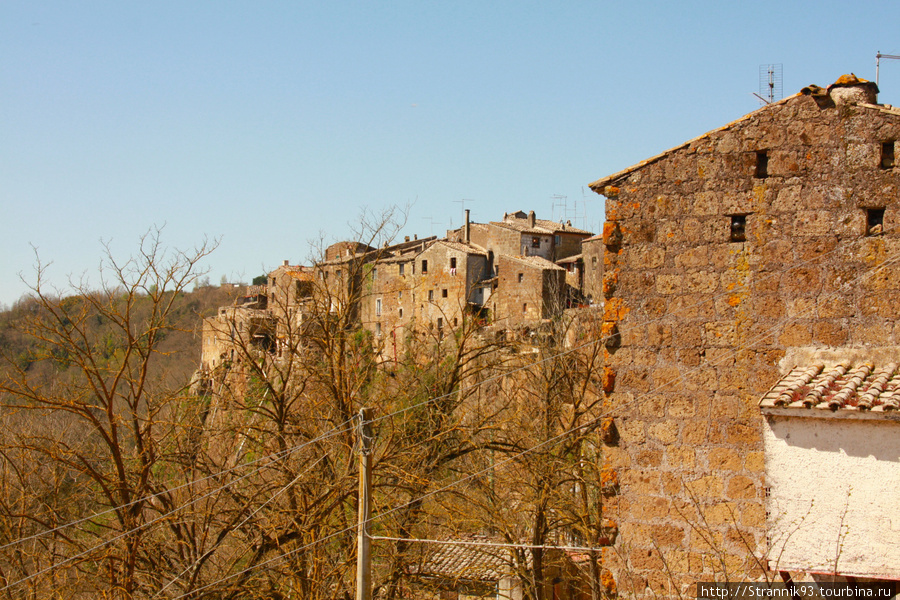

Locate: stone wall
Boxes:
[589,80,900,597]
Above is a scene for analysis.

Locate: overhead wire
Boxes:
[161,237,900,599]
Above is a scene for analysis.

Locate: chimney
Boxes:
[405,235,410,243]
[464,209,471,243]
[283,259,289,266]
[528,210,536,228]
[414,234,418,240]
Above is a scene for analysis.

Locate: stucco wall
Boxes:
[764,413,900,579]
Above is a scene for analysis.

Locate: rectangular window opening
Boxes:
[375,298,382,316]
[523,303,528,314]
[442,289,448,298]
[881,142,895,169]
[531,237,540,248]
[517,273,524,283]
[450,257,457,269]
[755,150,769,178]
[421,260,428,274]
[399,263,405,275]
[428,290,434,302]
[867,208,885,236]
[729,214,747,243]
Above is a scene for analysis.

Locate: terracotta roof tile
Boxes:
[409,540,528,580]
[760,361,900,413]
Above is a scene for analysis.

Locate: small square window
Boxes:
[531,237,540,248]
[729,215,747,243]
[866,208,885,236]
[881,142,895,169]
[755,150,769,178]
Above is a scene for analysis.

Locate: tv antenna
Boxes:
[877,51,900,89]
[551,194,568,223]
[452,199,474,229]
[756,64,783,105]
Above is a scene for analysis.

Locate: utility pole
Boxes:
[356,407,374,600]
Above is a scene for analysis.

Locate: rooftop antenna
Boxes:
[757,64,783,106]
[452,199,474,230]
[422,216,442,237]
[551,194,568,223]
[877,51,900,90]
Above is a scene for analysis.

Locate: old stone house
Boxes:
[587,75,900,595]
[492,255,566,326]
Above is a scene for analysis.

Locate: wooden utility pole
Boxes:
[356,407,374,600]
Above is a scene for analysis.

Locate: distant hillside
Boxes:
[0,284,239,389]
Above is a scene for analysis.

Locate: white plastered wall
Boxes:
[764,412,900,579]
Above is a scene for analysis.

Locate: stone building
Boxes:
[492,255,566,326]
[587,75,900,595]
[580,235,604,306]
[199,209,596,369]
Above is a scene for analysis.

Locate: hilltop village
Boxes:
[200,209,600,371]
[195,75,900,599]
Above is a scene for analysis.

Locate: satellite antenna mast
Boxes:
[877,51,900,89]
[757,64,783,105]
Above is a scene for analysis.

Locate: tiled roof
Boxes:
[409,540,527,580]
[759,362,900,413]
[436,240,489,256]
[490,220,555,235]
[588,93,797,192]
[503,255,565,271]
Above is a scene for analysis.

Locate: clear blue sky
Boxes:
[2,1,898,306]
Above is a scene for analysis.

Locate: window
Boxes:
[523,303,528,314]
[421,260,428,274]
[531,237,540,248]
[399,263,405,275]
[554,235,560,245]
[866,208,885,236]
[442,289,448,298]
[592,256,597,267]
[398,290,402,299]
[518,273,524,283]
[729,215,747,242]
[375,298,382,316]
[450,257,457,269]
[375,322,381,337]
[428,290,434,302]
[372,268,377,280]
[399,308,403,318]
[882,142,895,169]
[755,150,769,178]
[453,317,458,327]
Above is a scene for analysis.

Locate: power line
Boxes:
[163,240,900,600]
